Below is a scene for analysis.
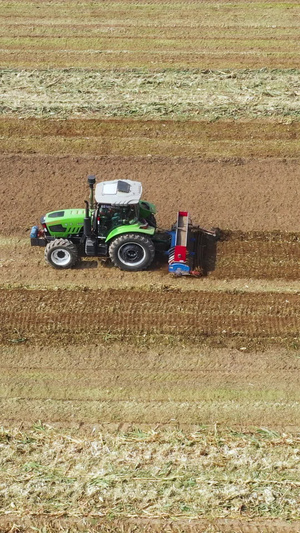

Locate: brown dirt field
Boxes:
[2,3,300,529]
[1,281,299,429]
[2,48,300,70]
[1,154,300,234]
[0,516,299,533]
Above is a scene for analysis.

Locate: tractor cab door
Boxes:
[95,204,138,237]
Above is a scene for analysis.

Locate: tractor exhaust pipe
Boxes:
[88,175,96,210]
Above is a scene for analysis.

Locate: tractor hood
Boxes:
[43,208,86,237]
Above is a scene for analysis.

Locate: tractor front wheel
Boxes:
[45,239,79,269]
[109,233,155,271]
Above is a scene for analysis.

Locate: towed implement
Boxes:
[30,176,219,275]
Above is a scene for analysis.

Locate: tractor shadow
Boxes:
[200,233,219,276]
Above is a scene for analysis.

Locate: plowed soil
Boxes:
[1,154,300,234]
[1,517,299,533]
[1,287,300,346]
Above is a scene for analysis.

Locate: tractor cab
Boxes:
[93,179,156,236]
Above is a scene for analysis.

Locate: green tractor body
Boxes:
[31,177,161,271]
[43,209,86,238]
[43,202,156,241]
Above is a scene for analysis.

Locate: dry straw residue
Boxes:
[0,425,299,520]
[1,68,300,120]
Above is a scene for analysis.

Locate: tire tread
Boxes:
[45,239,79,269]
[109,233,155,271]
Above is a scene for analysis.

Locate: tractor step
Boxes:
[85,237,108,257]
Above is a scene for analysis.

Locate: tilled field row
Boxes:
[0,342,299,427]
[0,518,299,533]
[1,397,300,428]
[2,236,300,293]
[2,118,300,159]
[207,234,300,280]
[1,288,300,346]
[1,370,298,401]
[1,290,299,426]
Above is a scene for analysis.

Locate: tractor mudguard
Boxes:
[105,223,155,243]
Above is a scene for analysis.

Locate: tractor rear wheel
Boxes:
[45,239,79,269]
[109,233,155,271]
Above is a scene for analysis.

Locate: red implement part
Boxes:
[174,245,187,262]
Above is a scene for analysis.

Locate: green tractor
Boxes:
[30,176,161,271]
[31,175,220,275]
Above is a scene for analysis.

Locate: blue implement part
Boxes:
[168,262,191,275]
[30,226,39,238]
[168,212,190,274]
[30,225,46,246]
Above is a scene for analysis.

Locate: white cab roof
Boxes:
[95,180,142,205]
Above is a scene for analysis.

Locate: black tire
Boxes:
[45,239,79,269]
[109,233,155,271]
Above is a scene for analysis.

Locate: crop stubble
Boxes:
[1,0,300,68]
